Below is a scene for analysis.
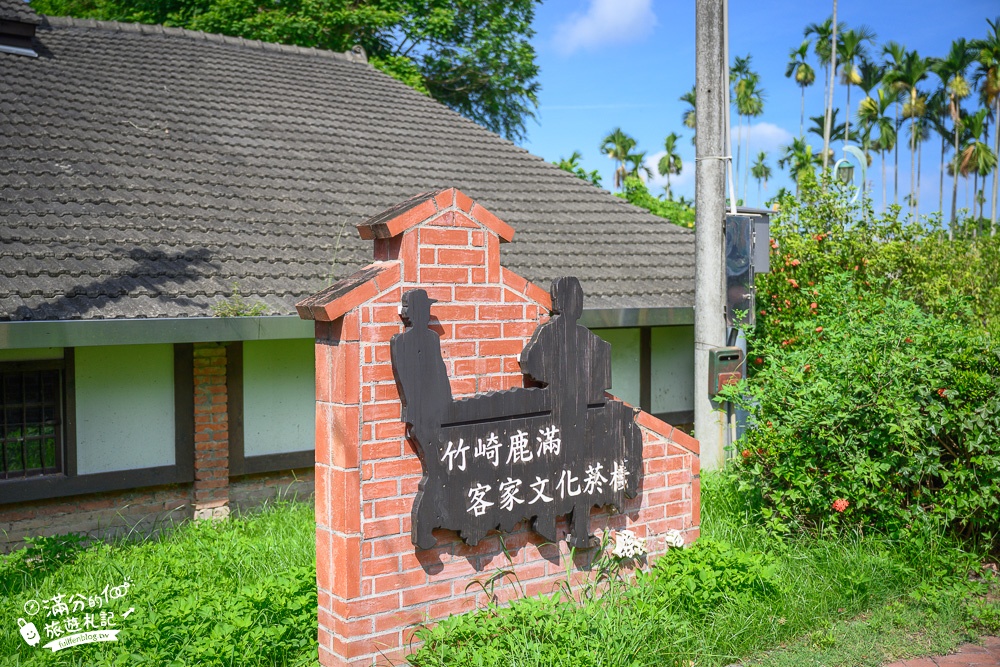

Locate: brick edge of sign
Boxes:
[304,188,699,667]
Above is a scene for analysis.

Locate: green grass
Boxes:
[2,474,997,667]
[1,500,317,666]
[408,472,999,667]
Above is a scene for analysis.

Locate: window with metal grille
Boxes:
[1,364,63,479]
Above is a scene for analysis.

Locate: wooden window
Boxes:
[1,361,64,479]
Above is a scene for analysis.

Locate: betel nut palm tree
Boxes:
[805,15,845,168]
[738,73,765,202]
[971,16,1000,233]
[925,90,952,218]
[858,85,898,211]
[786,39,816,136]
[751,151,772,206]
[882,40,909,206]
[779,137,821,197]
[838,25,878,145]
[658,133,683,200]
[958,108,998,226]
[680,86,697,145]
[930,38,977,229]
[731,54,753,188]
[600,128,637,192]
[626,151,652,182]
[886,49,929,219]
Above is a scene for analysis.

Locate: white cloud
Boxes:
[731,122,795,155]
[553,0,657,56]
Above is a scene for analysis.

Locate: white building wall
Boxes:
[651,326,695,415]
[75,344,176,474]
[242,339,315,457]
[593,328,641,408]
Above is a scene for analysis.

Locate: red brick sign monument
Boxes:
[297,189,700,667]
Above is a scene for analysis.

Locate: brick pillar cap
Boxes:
[295,261,400,322]
[355,188,515,243]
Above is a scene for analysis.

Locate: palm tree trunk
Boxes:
[758,180,762,206]
[992,97,999,236]
[894,105,900,205]
[916,131,922,217]
[911,118,917,219]
[939,134,945,220]
[744,119,752,202]
[881,150,887,211]
[823,0,838,175]
[845,83,851,144]
[951,118,960,231]
[967,172,971,213]
[735,113,743,195]
[800,87,805,136]
[973,171,979,232]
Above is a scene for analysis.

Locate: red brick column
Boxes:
[193,342,230,519]
[299,189,700,667]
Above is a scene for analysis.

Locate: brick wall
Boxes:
[300,188,700,667]
[193,342,230,519]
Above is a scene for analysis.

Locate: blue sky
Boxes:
[520,0,998,218]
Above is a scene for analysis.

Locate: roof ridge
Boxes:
[39,15,370,64]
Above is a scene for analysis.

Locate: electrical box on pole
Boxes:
[723,209,770,329]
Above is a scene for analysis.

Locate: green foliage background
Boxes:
[29,0,541,142]
[616,176,695,229]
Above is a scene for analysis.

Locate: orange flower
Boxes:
[741,449,752,459]
[832,499,850,513]
[809,302,818,310]
[815,326,824,333]
[937,388,947,397]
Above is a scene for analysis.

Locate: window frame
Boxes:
[0,345,195,505]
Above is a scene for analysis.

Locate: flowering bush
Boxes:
[725,275,1000,545]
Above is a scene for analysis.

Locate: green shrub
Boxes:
[637,539,781,616]
[726,275,1000,545]
[616,176,695,228]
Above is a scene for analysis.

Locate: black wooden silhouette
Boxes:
[391,277,642,550]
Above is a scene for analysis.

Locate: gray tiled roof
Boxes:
[0,17,695,322]
[0,0,41,26]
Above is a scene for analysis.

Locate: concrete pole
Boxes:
[694,0,728,470]
[822,0,838,173]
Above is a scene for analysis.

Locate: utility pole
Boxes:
[694,0,727,469]
[822,0,838,173]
